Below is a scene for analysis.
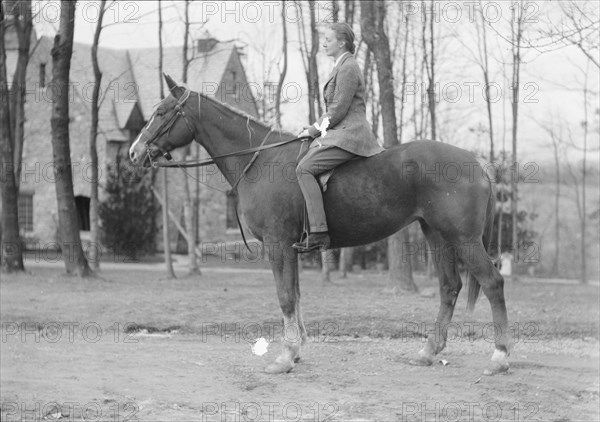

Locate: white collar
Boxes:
[334,51,350,68]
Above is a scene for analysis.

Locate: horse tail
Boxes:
[466,177,496,313]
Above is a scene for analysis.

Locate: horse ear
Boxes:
[163,73,178,91]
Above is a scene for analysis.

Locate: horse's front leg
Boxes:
[265,241,306,374]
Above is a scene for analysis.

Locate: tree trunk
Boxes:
[331,0,339,22]
[0,5,25,272]
[275,0,288,128]
[421,0,436,141]
[320,250,335,283]
[511,1,523,278]
[476,6,495,163]
[338,247,353,278]
[181,0,199,275]
[307,0,321,121]
[361,0,416,292]
[50,1,91,276]
[9,0,32,188]
[344,0,354,28]
[551,132,560,276]
[398,14,410,144]
[580,66,589,283]
[88,0,106,271]
[158,0,176,278]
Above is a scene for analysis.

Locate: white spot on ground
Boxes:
[251,337,269,356]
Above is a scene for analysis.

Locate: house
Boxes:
[6,25,259,255]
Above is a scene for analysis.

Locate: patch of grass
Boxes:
[1,266,598,343]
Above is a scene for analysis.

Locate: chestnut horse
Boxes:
[130,75,510,375]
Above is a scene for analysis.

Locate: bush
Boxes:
[99,163,157,260]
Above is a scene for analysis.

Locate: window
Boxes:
[226,190,238,229]
[18,193,33,232]
[75,195,91,231]
[39,63,46,88]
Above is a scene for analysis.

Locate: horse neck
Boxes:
[192,94,271,187]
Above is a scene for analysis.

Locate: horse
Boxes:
[129,74,510,376]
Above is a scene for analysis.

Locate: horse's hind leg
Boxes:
[265,241,303,374]
[411,226,462,366]
[459,241,510,375]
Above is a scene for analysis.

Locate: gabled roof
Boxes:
[17,36,245,142]
[126,41,237,120]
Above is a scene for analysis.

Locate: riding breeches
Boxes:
[296,145,357,232]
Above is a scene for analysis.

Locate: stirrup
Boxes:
[292,232,330,253]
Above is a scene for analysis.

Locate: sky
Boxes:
[31,0,600,167]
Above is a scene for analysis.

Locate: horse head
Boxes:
[129,74,197,167]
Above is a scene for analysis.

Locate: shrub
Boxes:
[99,163,157,260]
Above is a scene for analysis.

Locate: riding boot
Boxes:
[293,231,331,253]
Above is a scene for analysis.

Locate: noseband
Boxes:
[142,88,196,164]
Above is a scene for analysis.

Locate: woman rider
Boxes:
[293,23,384,253]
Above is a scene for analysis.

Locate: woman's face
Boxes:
[323,28,344,58]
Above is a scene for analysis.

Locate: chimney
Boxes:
[195,38,218,53]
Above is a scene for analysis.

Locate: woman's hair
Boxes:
[329,22,356,55]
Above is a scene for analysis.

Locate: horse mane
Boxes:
[197,92,295,143]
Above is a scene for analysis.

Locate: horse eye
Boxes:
[156,108,165,116]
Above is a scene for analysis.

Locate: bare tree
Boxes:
[475,2,495,163]
[331,0,339,22]
[337,0,358,279]
[0,1,25,272]
[50,0,91,276]
[539,117,564,276]
[567,60,594,283]
[510,0,526,272]
[421,0,436,140]
[397,19,410,145]
[158,0,176,278]
[563,123,595,284]
[362,0,416,292]
[180,0,199,275]
[344,0,355,27]
[88,0,108,271]
[579,64,590,283]
[308,1,321,120]
[275,0,288,128]
[295,0,322,123]
[536,0,599,69]
[8,0,32,188]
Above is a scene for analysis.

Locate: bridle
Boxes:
[141,89,309,174]
[137,86,311,252]
[142,88,197,165]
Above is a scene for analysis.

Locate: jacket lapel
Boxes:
[323,53,352,92]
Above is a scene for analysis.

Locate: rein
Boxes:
[151,136,309,169]
[144,87,311,252]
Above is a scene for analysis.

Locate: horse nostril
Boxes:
[130,151,136,163]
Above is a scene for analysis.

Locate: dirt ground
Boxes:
[1,259,599,421]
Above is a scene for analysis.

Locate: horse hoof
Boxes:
[265,361,294,374]
[483,361,509,376]
[293,356,301,363]
[408,356,434,367]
